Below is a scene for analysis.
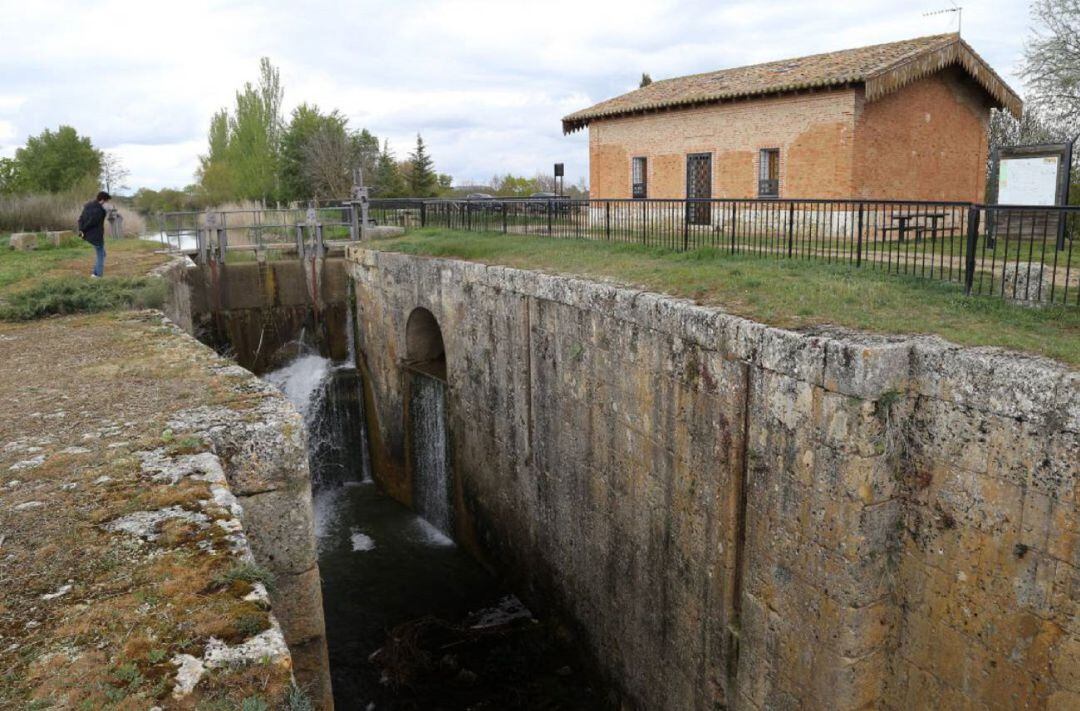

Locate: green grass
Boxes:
[0,235,171,321]
[373,228,1080,366]
[0,276,166,320]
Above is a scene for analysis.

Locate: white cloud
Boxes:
[0,0,1031,190]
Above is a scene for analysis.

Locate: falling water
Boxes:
[259,333,608,709]
[344,302,374,483]
[409,372,452,536]
[265,350,370,487]
[264,353,330,419]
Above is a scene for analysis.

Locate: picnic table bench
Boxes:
[881,212,948,242]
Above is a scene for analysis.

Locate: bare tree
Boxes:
[1021,0,1080,136]
[301,123,355,200]
[532,172,556,192]
[101,151,130,195]
[988,107,1059,152]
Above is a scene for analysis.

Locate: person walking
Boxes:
[78,191,110,278]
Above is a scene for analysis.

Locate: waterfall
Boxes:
[409,373,452,537]
[264,353,331,420]
[265,350,372,488]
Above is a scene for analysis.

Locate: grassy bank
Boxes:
[0,236,171,320]
[0,192,147,235]
[373,228,1080,365]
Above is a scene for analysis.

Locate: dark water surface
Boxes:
[264,346,609,710]
[314,481,504,708]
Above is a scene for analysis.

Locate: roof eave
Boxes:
[561,81,858,134]
[864,36,1022,118]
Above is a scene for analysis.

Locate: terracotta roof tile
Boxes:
[563,34,1021,132]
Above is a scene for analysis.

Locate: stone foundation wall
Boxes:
[159,261,333,706]
[347,246,1077,710]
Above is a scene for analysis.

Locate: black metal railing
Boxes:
[366,197,1079,306]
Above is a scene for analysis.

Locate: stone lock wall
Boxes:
[160,259,333,707]
[347,246,1078,710]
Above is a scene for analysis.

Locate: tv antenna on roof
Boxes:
[925,2,963,34]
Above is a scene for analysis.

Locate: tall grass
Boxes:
[0,276,166,321]
[0,192,146,236]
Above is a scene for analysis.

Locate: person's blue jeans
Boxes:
[92,242,106,277]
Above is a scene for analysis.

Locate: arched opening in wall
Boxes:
[404,307,453,537]
[405,307,446,381]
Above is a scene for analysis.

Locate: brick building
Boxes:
[564,34,1021,203]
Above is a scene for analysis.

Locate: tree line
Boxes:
[191,58,451,206]
[0,126,129,198]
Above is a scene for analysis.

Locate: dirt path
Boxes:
[0,313,297,709]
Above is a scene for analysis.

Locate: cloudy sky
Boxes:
[0,0,1032,191]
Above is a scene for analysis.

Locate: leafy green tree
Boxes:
[196,58,283,204]
[280,103,333,201]
[279,108,383,201]
[228,57,284,202]
[353,129,381,187]
[490,173,535,197]
[13,125,101,193]
[373,140,406,197]
[197,109,235,204]
[407,134,438,197]
[0,157,23,194]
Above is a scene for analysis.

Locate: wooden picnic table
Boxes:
[885,211,947,243]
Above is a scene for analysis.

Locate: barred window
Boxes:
[632,157,647,199]
[758,149,779,197]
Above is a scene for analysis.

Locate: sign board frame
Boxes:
[989,142,1073,250]
[989,142,1071,207]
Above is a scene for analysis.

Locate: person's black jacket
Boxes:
[78,200,106,246]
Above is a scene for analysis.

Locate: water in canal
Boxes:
[266,348,609,710]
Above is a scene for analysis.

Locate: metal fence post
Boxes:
[964,205,980,295]
[420,201,427,228]
[856,204,864,267]
[786,203,795,257]
[683,202,690,249]
[730,203,737,254]
[605,202,611,240]
[547,200,553,236]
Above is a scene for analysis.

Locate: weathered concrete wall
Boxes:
[163,362,332,707]
[160,260,334,706]
[164,258,352,373]
[347,246,1078,710]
